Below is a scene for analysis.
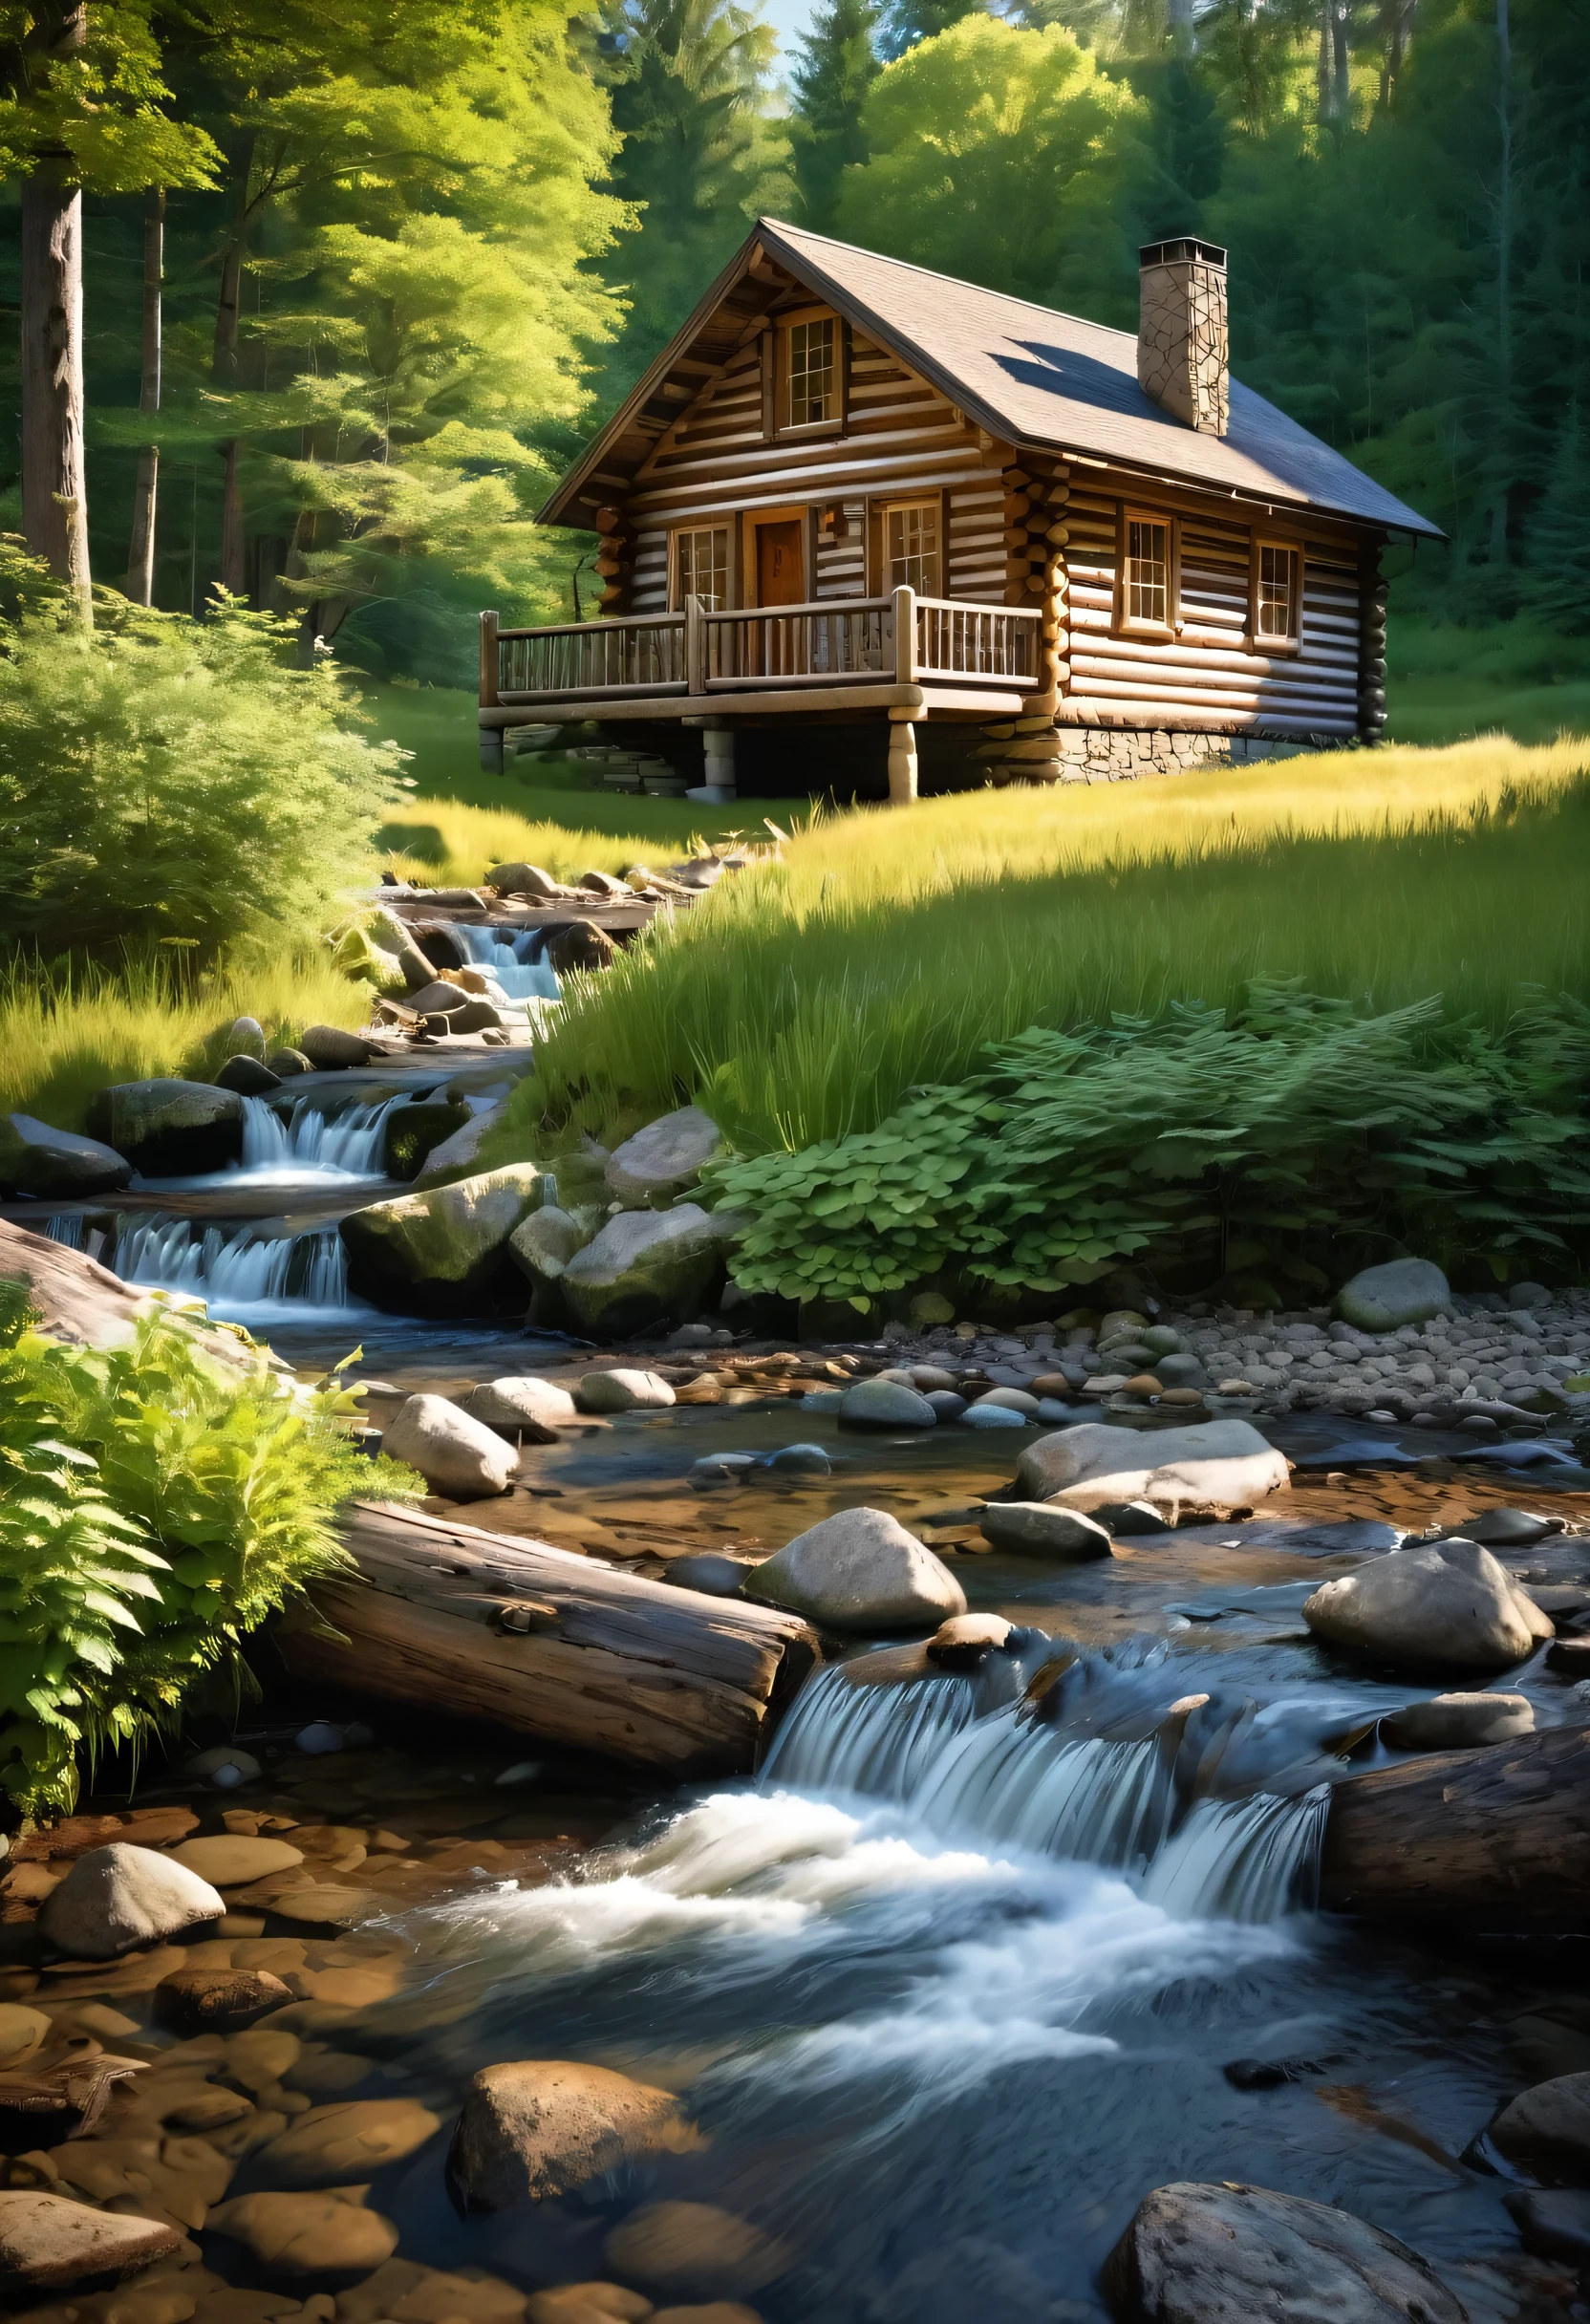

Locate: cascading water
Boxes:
[450,918,561,1001]
[236,1094,398,1179]
[71,1213,368,1325]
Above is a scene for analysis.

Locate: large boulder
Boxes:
[414,1106,503,1188]
[0,2192,182,2291]
[39,1842,224,1959]
[447,2061,692,2212]
[1487,2072,1590,2185]
[0,1113,131,1199]
[339,1166,548,1314]
[1335,1258,1450,1333]
[381,1393,518,1496]
[463,1376,579,1438]
[1102,2181,1467,2324]
[742,1507,965,1631]
[1302,1539,1551,1672]
[1013,1419,1289,1520]
[978,1502,1113,1559]
[605,1106,725,1204]
[558,1205,730,1337]
[85,1078,243,1176]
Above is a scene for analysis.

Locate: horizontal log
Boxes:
[1320,1724,1590,1922]
[280,1500,821,1779]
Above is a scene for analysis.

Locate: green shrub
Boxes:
[0,1282,419,1818]
[0,543,404,963]
[704,985,1590,1308]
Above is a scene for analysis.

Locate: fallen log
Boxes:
[0,1216,257,1372]
[280,1500,821,1778]
[1320,1722,1590,1922]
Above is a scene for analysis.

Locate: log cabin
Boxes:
[480,222,1439,803]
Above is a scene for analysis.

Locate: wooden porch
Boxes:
[477,587,1044,800]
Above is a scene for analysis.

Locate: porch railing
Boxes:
[480,588,1044,705]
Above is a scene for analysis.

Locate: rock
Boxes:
[214,1053,283,1096]
[526,2290,653,2324]
[926,1613,1012,1667]
[226,1015,267,1061]
[800,1388,847,1413]
[1222,2055,1329,2091]
[1458,1506,1558,1548]
[910,1292,955,1326]
[448,999,505,1036]
[578,869,630,897]
[691,1454,757,1484]
[85,1078,244,1176]
[448,2060,692,2212]
[742,1506,965,1631]
[486,862,562,900]
[1014,1418,1288,1520]
[1101,2180,1468,2324]
[0,1113,132,1199]
[559,1206,732,1338]
[383,1100,471,1182]
[765,1442,829,1474]
[413,1106,503,1188]
[38,1843,224,1959]
[573,1367,676,1414]
[925,1390,968,1421]
[381,1394,518,1496]
[1382,1692,1535,1750]
[267,1885,379,1930]
[976,1388,1040,1416]
[254,2099,440,2188]
[1335,1259,1451,1333]
[339,1165,548,1314]
[604,2204,791,2300]
[1154,1353,1208,1389]
[407,979,471,1016]
[547,920,616,975]
[1302,1539,1551,1672]
[605,1107,726,1204]
[296,1720,346,1754]
[168,1835,305,1885]
[1487,2072,1590,2184]
[838,1378,936,1429]
[508,1203,590,1298]
[1504,2187,1590,2266]
[0,2007,49,2069]
[204,2191,399,2274]
[0,2192,182,2290]
[669,1553,754,1596]
[298,1024,377,1070]
[463,1376,578,1438]
[978,1502,1113,1559]
[153,1966,293,2034]
[369,910,441,994]
[268,1048,312,1077]
[958,1401,1026,1431]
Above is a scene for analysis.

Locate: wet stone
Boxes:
[153,1968,293,2036]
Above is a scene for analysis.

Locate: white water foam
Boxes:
[452,920,560,1002]
[137,1095,401,1190]
[104,1215,369,1325]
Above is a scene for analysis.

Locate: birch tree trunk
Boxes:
[20,166,92,613]
[125,188,163,606]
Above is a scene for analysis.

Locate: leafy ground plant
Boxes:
[0,1282,418,1819]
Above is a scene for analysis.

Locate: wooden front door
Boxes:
[756,518,805,607]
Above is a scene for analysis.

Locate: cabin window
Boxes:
[785,316,837,427]
[1121,509,1175,633]
[1254,538,1302,648]
[883,499,941,596]
[672,526,729,611]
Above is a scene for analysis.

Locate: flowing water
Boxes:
[453,918,562,1001]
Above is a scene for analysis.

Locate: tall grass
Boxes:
[487,735,1590,1160]
[377,796,756,887]
[1,950,372,1134]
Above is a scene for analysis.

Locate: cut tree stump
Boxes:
[281,1500,821,1777]
[1320,1722,1590,1921]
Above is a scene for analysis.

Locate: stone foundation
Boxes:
[976,718,1329,786]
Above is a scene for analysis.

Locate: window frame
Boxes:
[668,522,732,613]
[878,494,946,599]
[1250,532,1305,655]
[774,305,847,440]
[1115,503,1180,640]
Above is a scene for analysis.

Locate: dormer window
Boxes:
[787,317,835,424]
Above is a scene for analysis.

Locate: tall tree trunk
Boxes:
[125,186,163,606]
[20,167,92,613]
[1490,0,1513,567]
[218,440,246,597]
[1332,0,1351,125]
[211,133,255,605]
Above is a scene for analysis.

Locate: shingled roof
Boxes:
[542,219,1440,540]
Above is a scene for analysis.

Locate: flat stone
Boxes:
[1381,1692,1535,1750]
[604,2203,792,2301]
[1488,2071,1590,2185]
[1015,1419,1289,1519]
[978,1502,1113,1559]
[204,2191,398,2274]
[253,2098,441,2188]
[265,1886,380,1930]
[1102,2180,1468,2324]
[153,1966,293,2034]
[1335,1259,1451,1333]
[742,1506,964,1631]
[463,1375,578,1438]
[382,1393,518,1497]
[1303,1539,1551,1672]
[39,1843,224,1959]
[448,2060,692,2212]
[573,1367,676,1413]
[0,2192,181,2290]
[605,1107,726,1203]
[169,1836,305,1885]
[0,1113,132,1199]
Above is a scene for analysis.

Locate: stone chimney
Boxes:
[1138,237,1229,438]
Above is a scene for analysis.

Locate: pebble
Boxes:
[295,1724,345,1756]
[958,1403,1026,1430]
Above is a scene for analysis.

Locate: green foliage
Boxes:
[0,540,403,960]
[704,987,1590,1308]
[788,0,880,230]
[0,2,218,193]
[0,1280,419,1818]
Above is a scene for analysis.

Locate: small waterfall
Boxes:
[450,920,560,1002]
[763,1650,1332,1925]
[237,1095,397,1179]
[102,1215,366,1322]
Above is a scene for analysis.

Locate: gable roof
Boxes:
[541,219,1440,540]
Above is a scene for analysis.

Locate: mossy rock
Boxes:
[383,1101,470,1182]
[338,1165,549,1315]
[85,1079,244,1176]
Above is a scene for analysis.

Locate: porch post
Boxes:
[892,585,917,686]
[685,592,706,698]
[480,609,500,708]
[479,722,505,775]
[887,710,918,806]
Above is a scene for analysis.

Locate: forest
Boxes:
[0,0,1584,694]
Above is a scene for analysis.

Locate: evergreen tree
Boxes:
[1526,406,1590,633]
[789,0,879,232]
[874,0,983,66]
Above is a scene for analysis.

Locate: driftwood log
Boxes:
[1320,1723,1590,1922]
[280,1500,821,1778]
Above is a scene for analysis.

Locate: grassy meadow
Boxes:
[484,734,1590,1161]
